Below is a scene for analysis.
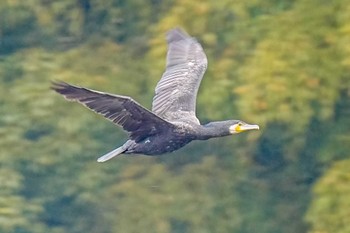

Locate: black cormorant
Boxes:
[52,28,259,162]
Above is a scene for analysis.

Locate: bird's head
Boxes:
[229,121,259,134]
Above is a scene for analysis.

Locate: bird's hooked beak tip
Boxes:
[240,124,260,131]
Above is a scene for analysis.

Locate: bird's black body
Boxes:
[121,120,238,155]
[123,134,193,155]
[52,28,259,162]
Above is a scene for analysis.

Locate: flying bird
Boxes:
[52,28,259,162]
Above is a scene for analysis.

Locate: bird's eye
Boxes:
[238,122,243,126]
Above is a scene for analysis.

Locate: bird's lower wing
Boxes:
[52,81,173,142]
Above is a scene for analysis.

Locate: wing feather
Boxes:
[151,28,207,125]
[52,81,173,142]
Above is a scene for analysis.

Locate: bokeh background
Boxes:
[1,0,350,232]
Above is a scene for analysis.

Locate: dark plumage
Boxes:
[52,28,259,162]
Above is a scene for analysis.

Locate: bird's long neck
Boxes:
[196,121,233,140]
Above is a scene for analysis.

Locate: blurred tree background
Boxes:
[1,0,350,232]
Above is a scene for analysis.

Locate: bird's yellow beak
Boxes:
[230,123,260,134]
[237,123,259,132]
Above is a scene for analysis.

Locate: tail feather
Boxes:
[97,146,125,162]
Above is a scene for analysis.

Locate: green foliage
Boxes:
[0,0,350,232]
[306,159,350,233]
[0,168,45,232]
[0,4,38,53]
[100,156,242,233]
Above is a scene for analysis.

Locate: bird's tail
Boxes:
[97,146,125,162]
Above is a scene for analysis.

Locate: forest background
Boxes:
[1,0,350,232]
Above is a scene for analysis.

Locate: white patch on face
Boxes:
[145,139,151,144]
[229,124,239,134]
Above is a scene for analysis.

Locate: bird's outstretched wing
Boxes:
[152,28,208,125]
[52,82,173,142]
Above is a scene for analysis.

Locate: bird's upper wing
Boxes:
[152,28,208,125]
[52,82,174,142]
